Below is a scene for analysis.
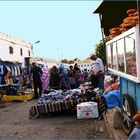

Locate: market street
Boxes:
[0,100,111,139]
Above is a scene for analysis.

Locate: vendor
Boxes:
[89,53,104,92]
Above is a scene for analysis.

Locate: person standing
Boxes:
[41,65,50,93]
[89,53,105,92]
[59,67,67,90]
[30,62,42,99]
[74,63,81,88]
[83,69,88,82]
[50,66,59,89]
[68,65,76,89]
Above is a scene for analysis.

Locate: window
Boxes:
[20,48,23,56]
[9,46,13,54]
[112,42,117,70]
[107,44,112,68]
[106,26,140,82]
[125,33,137,77]
[28,50,30,56]
[117,39,125,72]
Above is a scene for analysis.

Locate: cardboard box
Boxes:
[77,102,99,119]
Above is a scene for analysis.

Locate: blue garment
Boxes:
[128,126,140,140]
[0,65,4,75]
[0,75,2,84]
[103,90,120,109]
[59,65,70,89]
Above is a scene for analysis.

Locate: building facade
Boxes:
[78,60,93,72]
[0,32,33,67]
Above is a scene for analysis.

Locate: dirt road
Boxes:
[0,100,112,139]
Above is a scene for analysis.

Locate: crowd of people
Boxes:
[29,54,140,140]
[30,53,105,99]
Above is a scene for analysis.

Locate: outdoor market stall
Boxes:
[29,88,108,119]
[0,60,34,102]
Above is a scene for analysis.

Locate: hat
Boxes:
[89,53,96,57]
[133,112,140,122]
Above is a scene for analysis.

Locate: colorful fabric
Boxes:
[103,90,120,109]
[104,82,120,94]
[29,98,87,118]
[94,95,107,117]
[29,96,107,118]
[29,89,108,118]
[41,67,50,92]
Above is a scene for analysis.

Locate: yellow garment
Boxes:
[2,93,34,102]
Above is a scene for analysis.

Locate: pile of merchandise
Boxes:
[29,76,121,119]
[38,89,92,104]
[29,88,107,119]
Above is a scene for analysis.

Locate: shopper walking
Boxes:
[30,62,42,99]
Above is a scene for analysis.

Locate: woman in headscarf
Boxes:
[41,65,50,93]
[50,66,59,89]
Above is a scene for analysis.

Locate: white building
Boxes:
[78,60,93,72]
[24,56,58,70]
[46,58,58,69]
[0,32,33,67]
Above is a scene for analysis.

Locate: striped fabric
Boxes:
[41,67,50,92]
[94,95,107,117]
[29,96,107,119]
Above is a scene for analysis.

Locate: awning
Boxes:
[93,0,139,36]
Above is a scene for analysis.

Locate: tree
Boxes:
[68,60,74,64]
[74,58,78,61]
[61,59,68,63]
[95,39,107,65]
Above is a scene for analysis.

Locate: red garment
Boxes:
[104,83,120,94]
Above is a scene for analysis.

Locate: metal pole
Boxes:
[136,0,140,33]
[57,48,59,63]
[99,14,105,42]
[99,13,107,72]
[32,40,40,57]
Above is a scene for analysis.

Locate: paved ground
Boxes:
[0,100,111,140]
[104,109,128,140]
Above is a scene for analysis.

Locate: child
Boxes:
[128,112,140,140]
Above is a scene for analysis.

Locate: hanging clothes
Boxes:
[41,66,50,92]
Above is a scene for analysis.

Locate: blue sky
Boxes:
[0,1,102,61]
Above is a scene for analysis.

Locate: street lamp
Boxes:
[31,40,40,57]
[57,48,59,63]
[34,40,40,44]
